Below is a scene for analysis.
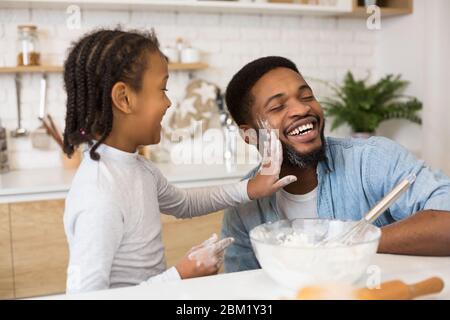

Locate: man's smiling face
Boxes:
[248,67,325,161]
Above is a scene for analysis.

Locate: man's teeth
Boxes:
[288,123,314,136]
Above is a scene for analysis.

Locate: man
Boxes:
[221,56,450,273]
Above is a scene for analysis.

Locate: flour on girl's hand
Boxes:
[188,233,234,268]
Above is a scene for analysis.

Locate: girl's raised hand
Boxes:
[246,119,297,200]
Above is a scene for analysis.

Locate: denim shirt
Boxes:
[221,136,450,273]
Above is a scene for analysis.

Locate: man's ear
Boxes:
[239,125,258,146]
[111,81,132,114]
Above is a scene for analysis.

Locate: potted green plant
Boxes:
[322,72,422,138]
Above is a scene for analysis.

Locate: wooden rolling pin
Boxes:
[296,277,444,300]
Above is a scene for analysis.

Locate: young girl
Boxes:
[62,28,296,294]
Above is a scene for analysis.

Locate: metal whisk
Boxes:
[320,173,417,246]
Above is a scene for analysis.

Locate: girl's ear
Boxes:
[111,81,133,114]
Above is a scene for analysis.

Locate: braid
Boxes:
[84,31,121,142]
[75,32,103,131]
[112,38,148,80]
[90,37,140,131]
[89,67,115,161]
[89,84,113,161]
[73,33,100,144]
[63,38,87,157]
[62,28,161,161]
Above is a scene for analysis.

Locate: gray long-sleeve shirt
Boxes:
[64,143,250,294]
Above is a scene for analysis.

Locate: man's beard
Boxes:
[283,125,326,169]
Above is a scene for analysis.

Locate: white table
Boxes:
[36,254,450,300]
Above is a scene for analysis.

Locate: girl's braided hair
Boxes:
[63,28,160,160]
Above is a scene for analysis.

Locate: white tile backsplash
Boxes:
[0,8,377,170]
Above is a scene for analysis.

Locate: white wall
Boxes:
[0,8,377,170]
[375,0,450,174]
[374,1,425,157]
[421,0,450,175]
[9,3,450,174]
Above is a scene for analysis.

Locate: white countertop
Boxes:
[0,163,256,204]
[35,254,450,300]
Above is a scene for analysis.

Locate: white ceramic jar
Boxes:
[180,47,200,64]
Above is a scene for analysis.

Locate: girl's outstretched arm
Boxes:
[156,131,296,218]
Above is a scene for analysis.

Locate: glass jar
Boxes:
[17,25,41,66]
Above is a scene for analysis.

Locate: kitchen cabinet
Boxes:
[0,199,224,299]
[0,204,14,299]
[10,200,68,298]
[161,212,224,268]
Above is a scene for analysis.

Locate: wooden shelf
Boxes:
[0,65,63,74]
[0,63,208,74]
[346,0,412,17]
[349,7,411,17]
[168,62,208,71]
[0,0,353,16]
[0,0,413,18]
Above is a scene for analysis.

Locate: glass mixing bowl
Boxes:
[249,219,381,290]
